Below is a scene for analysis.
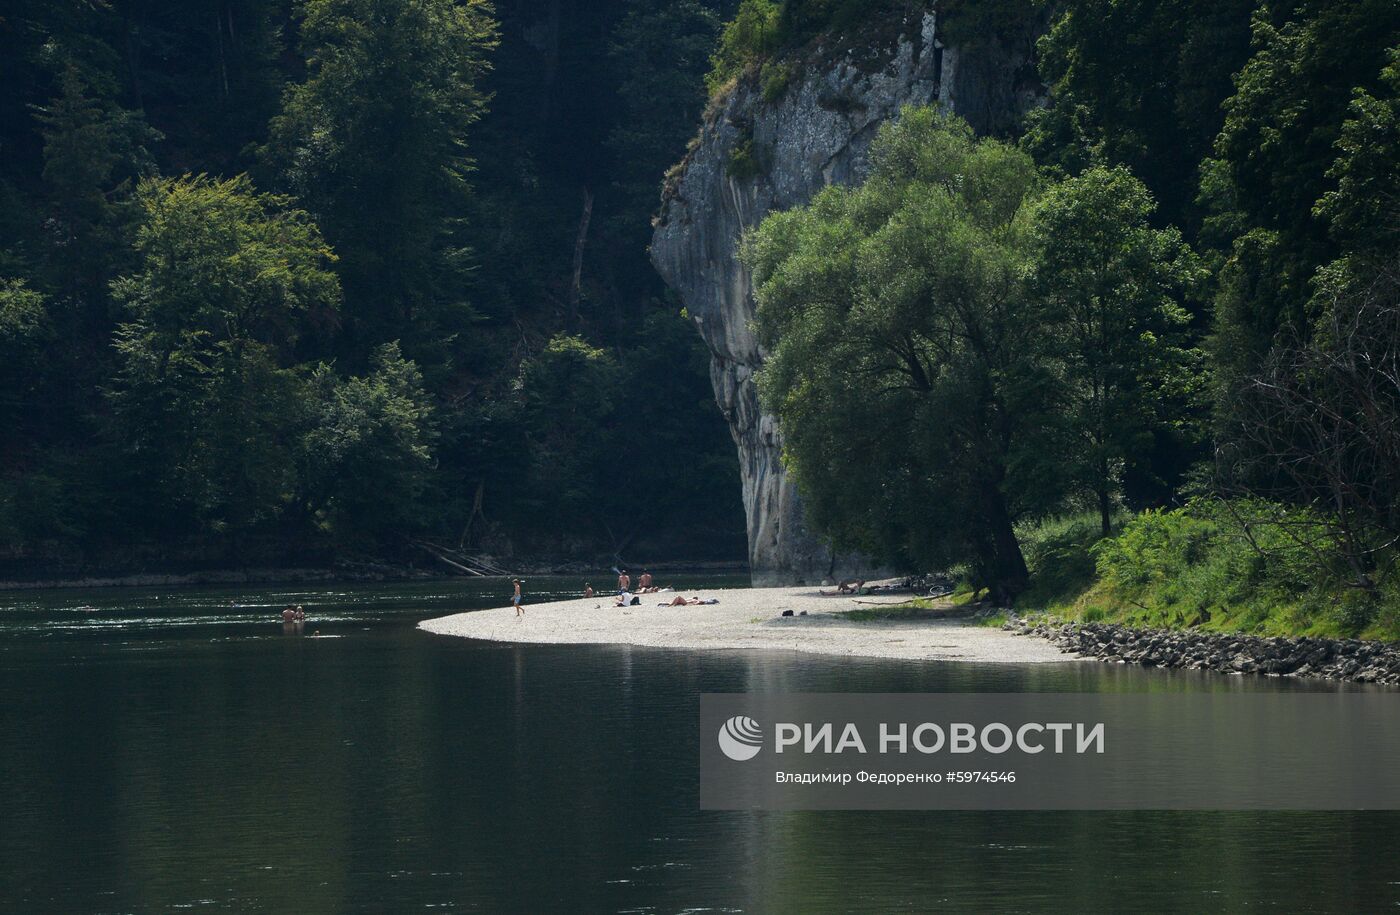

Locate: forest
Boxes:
[0,0,747,576]
[733,0,1400,633]
[3,0,1399,637]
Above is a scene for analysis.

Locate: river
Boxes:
[1,577,1397,912]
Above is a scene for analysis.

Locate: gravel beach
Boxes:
[419,585,1077,664]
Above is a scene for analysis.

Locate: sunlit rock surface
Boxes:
[651,10,1042,584]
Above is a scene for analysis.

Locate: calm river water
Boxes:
[1,576,1397,913]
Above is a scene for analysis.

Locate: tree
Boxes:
[1030,165,1206,535]
[609,312,744,558]
[300,342,436,542]
[33,64,160,298]
[1216,48,1400,597]
[1203,2,1400,390]
[0,279,50,435]
[109,174,339,536]
[261,0,498,371]
[745,108,1062,601]
[1315,47,1400,263]
[1219,252,1400,596]
[1023,0,1259,234]
[607,0,721,256]
[115,0,290,173]
[517,334,622,550]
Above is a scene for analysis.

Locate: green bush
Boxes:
[726,136,765,179]
[1010,500,1400,639]
[1093,507,1217,589]
[1015,512,1110,607]
[760,60,797,101]
[706,0,930,97]
[1079,500,1398,637]
[707,0,781,95]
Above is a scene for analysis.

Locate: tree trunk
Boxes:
[1098,485,1112,538]
[568,186,593,329]
[980,478,1029,605]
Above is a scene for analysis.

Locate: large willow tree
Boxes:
[745,108,1059,600]
[746,108,1201,600]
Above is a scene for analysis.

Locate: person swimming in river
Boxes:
[511,579,524,617]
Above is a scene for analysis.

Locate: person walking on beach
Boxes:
[511,579,524,617]
[617,570,631,593]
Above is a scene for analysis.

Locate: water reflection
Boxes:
[0,580,1395,912]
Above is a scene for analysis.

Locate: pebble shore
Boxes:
[1006,617,1400,685]
[419,586,1075,664]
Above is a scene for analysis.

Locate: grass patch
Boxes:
[1011,503,1400,641]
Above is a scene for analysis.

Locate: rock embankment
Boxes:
[1006,618,1400,685]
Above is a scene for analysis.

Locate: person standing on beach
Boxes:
[584,583,594,598]
[638,570,653,590]
[617,570,630,593]
[512,579,524,617]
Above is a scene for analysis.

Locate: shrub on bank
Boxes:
[1015,502,1400,640]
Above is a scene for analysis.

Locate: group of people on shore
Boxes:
[613,569,660,593]
[509,569,718,615]
[611,568,658,606]
[610,570,717,607]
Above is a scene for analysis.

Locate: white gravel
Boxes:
[418,585,1078,664]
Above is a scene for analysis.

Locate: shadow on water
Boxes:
[0,578,1396,912]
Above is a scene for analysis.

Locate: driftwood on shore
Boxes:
[411,540,511,577]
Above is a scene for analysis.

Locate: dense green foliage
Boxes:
[4,0,1397,611]
[260,0,497,371]
[746,109,1203,600]
[1013,503,1400,639]
[731,0,1400,622]
[1023,0,1259,234]
[1029,166,1207,529]
[108,175,344,535]
[0,0,744,573]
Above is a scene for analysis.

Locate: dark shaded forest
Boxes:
[727,0,1400,634]
[4,0,1399,634]
[0,0,747,577]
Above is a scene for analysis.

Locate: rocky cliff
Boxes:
[651,9,1042,584]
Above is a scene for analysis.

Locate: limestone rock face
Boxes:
[651,11,1041,584]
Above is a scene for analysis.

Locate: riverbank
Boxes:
[418,586,1075,663]
[1006,617,1400,685]
[0,559,748,592]
[0,563,445,591]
